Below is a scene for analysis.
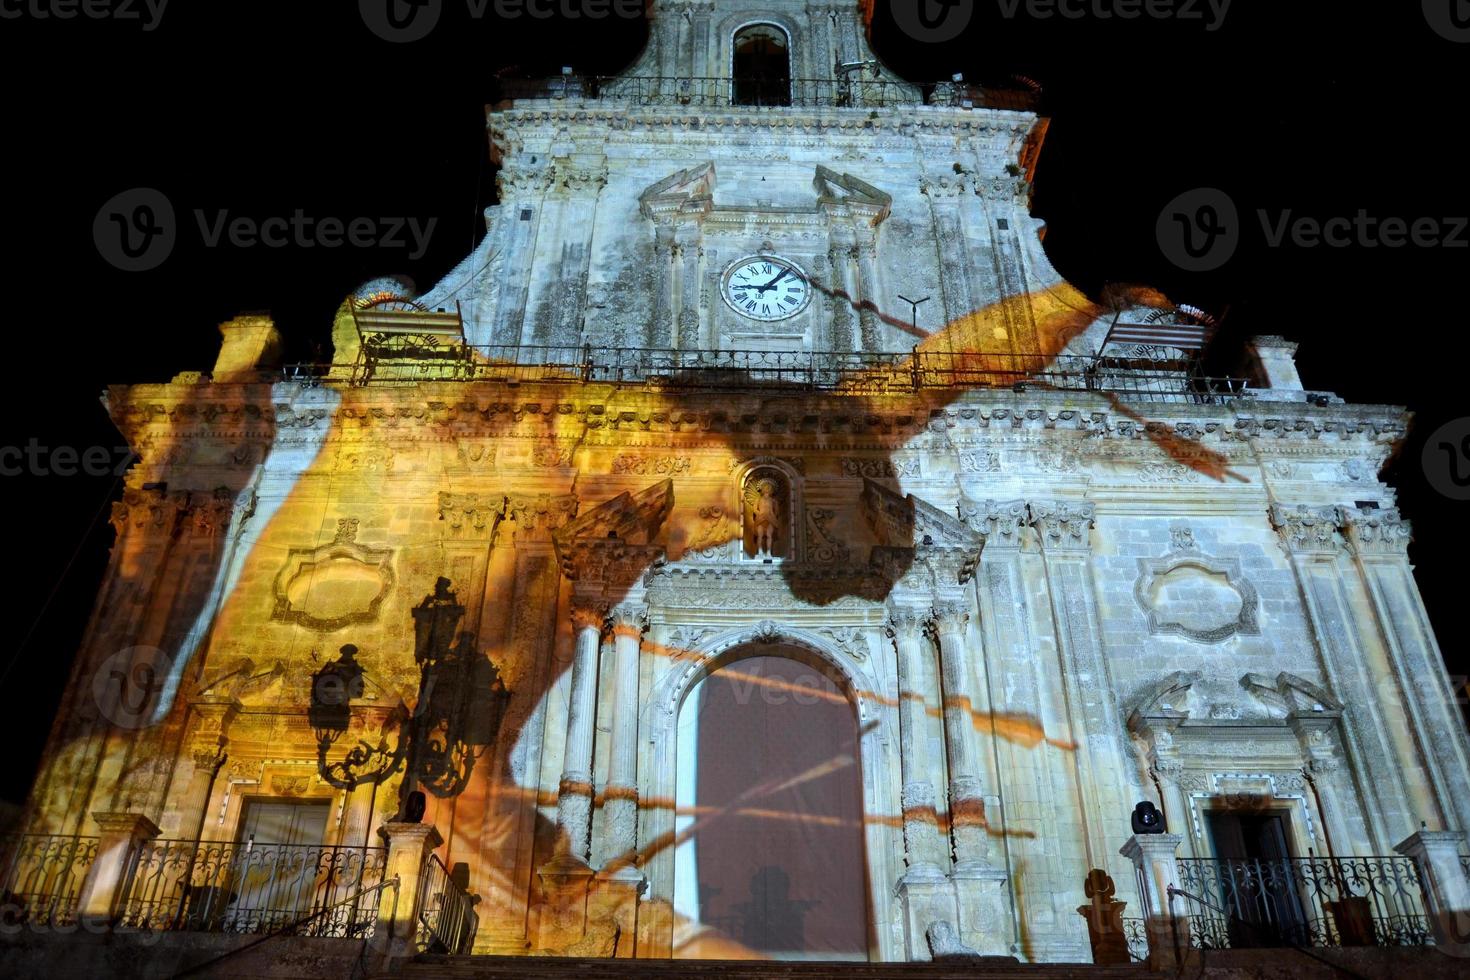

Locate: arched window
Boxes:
[732,25,791,107]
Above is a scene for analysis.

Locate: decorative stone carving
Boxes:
[1135,540,1260,644]
[926,920,983,960]
[805,507,851,564]
[958,496,1027,549]
[507,494,579,535]
[438,492,505,540]
[1342,508,1411,556]
[1028,500,1096,553]
[746,476,783,557]
[271,518,395,633]
[610,454,691,477]
[1269,504,1342,555]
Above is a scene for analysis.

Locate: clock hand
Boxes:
[757,266,793,291]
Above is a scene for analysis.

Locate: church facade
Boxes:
[11,0,1470,969]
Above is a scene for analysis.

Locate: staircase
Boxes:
[387,956,1163,979]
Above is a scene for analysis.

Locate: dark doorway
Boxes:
[1205,808,1309,947]
[732,26,791,107]
[682,653,868,959]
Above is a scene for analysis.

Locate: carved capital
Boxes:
[608,603,648,639]
[507,493,579,539]
[569,600,609,634]
[1028,500,1096,553]
[931,601,971,637]
[958,497,1027,550]
[438,492,506,540]
[886,603,931,642]
[1342,508,1411,557]
[1269,504,1342,555]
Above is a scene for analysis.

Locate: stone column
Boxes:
[1031,501,1135,882]
[930,602,991,872]
[549,597,607,869]
[173,696,239,840]
[1395,830,1470,946]
[887,604,949,881]
[1287,710,1359,861]
[826,241,857,352]
[78,812,159,922]
[373,822,444,957]
[1120,833,1190,971]
[652,227,676,348]
[600,601,647,884]
[1343,508,1470,836]
[675,234,703,352]
[1270,504,1414,846]
[854,240,883,351]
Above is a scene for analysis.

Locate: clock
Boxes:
[721,255,812,322]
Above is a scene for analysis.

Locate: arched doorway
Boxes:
[673,647,870,960]
[732,25,792,107]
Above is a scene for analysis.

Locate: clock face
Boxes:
[722,256,812,322]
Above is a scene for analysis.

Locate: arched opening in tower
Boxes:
[673,650,869,960]
[732,25,792,107]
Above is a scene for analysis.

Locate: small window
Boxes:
[519,208,533,222]
[732,25,791,107]
[997,218,1010,230]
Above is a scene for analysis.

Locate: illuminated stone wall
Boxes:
[18,0,1470,966]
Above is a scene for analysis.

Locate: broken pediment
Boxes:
[639,162,715,220]
[556,479,675,548]
[813,166,892,224]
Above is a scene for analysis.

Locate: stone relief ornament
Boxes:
[271,518,395,633]
[1134,536,1260,644]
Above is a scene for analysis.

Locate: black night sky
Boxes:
[1,1,1466,809]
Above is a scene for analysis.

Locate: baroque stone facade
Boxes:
[17,0,1470,968]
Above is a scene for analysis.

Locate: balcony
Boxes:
[494,74,1041,113]
[287,345,1251,405]
[1175,855,1435,950]
[0,833,98,928]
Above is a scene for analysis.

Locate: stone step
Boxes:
[386,957,1161,980]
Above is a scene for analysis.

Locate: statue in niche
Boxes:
[745,475,784,558]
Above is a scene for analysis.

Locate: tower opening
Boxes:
[732,25,791,107]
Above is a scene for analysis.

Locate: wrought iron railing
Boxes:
[1175,856,1433,950]
[117,839,387,938]
[283,346,1250,405]
[0,833,98,927]
[496,75,1039,112]
[1121,916,1149,962]
[416,853,477,955]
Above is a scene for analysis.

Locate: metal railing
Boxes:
[416,853,477,955]
[0,833,98,927]
[1121,916,1149,962]
[496,75,1039,112]
[1176,855,1434,950]
[283,346,1251,405]
[117,838,387,938]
